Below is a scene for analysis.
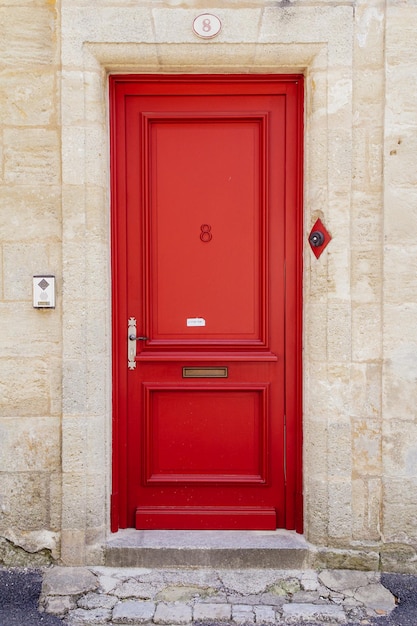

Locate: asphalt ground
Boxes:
[371,574,417,626]
[0,568,416,626]
[0,569,62,626]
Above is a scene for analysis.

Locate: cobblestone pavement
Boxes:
[39,566,398,625]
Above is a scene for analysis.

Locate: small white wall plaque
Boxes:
[33,275,56,308]
[187,317,206,327]
[193,14,222,39]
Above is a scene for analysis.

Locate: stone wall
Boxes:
[0,0,61,563]
[382,1,417,572]
[0,0,416,571]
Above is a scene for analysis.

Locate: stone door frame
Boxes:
[60,4,354,564]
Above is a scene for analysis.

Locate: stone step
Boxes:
[104,529,310,569]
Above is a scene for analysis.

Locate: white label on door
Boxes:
[187,317,206,327]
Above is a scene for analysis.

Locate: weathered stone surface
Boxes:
[42,595,76,616]
[193,602,231,622]
[380,542,417,574]
[0,357,54,417]
[282,602,347,622]
[354,583,396,613]
[0,417,60,472]
[153,602,192,625]
[66,607,111,625]
[219,570,284,595]
[3,128,60,185]
[112,579,160,599]
[232,604,255,624]
[267,578,301,596]
[254,605,276,624]
[42,567,98,596]
[0,185,61,243]
[227,592,285,607]
[0,537,53,567]
[38,565,402,626]
[2,529,59,559]
[0,474,52,533]
[112,600,156,624]
[0,70,56,127]
[77,592,118,610]
[0,7,56,67]
[300,571,319,592]
[292,590,322,603]
[312,548,380,571]
[97,575,119,593]
[318,569,379,595]
[156,584,216,602]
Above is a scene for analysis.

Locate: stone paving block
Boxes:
[43,595,76,615]
[318,569,379,595]
[112,600,156,624]
[154,602,192,624]
[66,607,112,625]
[193,602,232,622]
[282,602,347,622]
[232,603,254,623]
[353,583,396,612]
[42,567,99,596]
[254,605,276,623]
[77,592,118,610]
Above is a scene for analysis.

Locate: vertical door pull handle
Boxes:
[128,317,147,370]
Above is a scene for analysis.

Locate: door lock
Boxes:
[309,231,325,247]
[308,218,331,259]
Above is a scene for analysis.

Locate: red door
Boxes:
[110,75,303,531]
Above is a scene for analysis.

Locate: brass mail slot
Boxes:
[182,367,228,378]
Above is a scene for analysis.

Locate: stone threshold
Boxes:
[104,529,310,569]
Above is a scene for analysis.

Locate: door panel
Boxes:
[143,385,268,484]
[148,115,265,341]
[110,75,303,531]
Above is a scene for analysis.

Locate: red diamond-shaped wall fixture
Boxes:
[309,218,331,259]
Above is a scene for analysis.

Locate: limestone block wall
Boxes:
[0,1,62,562]
[382,2,417,570]
[0,0,416,571]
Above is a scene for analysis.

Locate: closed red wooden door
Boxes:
[110,75,303,531]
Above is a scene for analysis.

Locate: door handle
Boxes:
[128,317,148,370]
